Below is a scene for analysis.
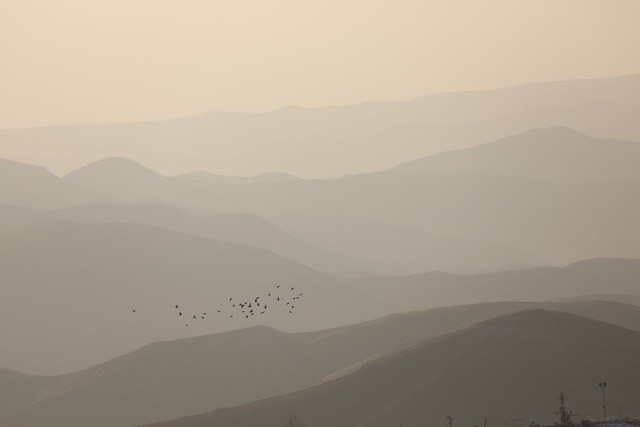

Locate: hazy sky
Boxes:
[1,0,640,128]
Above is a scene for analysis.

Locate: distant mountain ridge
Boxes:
[394,126,640,183]
[1,73,639,178]
[176,171,300,185]
[2,73,640,427]
[0,158,114,208]
[53,148,640,264]
[0,203,378,276]
[64,156,173,193]
[3,146,640,272]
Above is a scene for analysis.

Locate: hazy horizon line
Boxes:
[2,71,638,132]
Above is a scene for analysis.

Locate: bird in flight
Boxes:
[145,283,304,328]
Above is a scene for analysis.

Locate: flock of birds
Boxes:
[132,284,304,327]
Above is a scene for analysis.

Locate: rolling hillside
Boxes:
[0,203,377,275]
[394,126,640,183]
[140,310,640,427]
[2,218,639,376]
[61,156,640,264]
[0,220,343,374]
[2,74,640,178]
[0,158,113,208]
[2,301,640,427]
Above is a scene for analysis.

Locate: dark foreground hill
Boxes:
[2,300,640,427]
[141,310,640,427]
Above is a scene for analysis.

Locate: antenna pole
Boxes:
[599,382,608,421]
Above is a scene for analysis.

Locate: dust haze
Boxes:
[1,2,640,427]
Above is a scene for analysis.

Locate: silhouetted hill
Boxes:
[0,158,113,208]
[483,100,640,143]
[355,258,640,309]
[60,157,640,263]
[297,299,640,370]
[63,156,181,200]
[0,158,53,182]
[0,203,376,275]
[0,220,348,374]
[394,126,640,183]
[67,156,164,180]
[141,310,640,427]
[2,74,640,178]
[2,326,322,427]
[553,294,640,307]
[3,300,640,427]
[2,218,640,376]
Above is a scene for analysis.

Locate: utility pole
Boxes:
[447,415,453,427]
[599,382,608,421]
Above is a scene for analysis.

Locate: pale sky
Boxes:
[1,0,639,128]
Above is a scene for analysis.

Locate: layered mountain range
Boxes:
[1,74,640,427]
[2,302,640,427]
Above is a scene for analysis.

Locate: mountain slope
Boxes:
[269,214,544,274]
[3,300,640,427]
[61,157,640,263]
[0,220,346,374]
[354,258,640,310]
[0,369,60,419]
[63,156,183,201]
[0,158,113,208]
[141,310,640,427]
[483,100,640,143]
[0,203,377,275]
[3,216,640,376]
[2,74,640,178]
[394,126,640,183]
[2,326,322,427]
